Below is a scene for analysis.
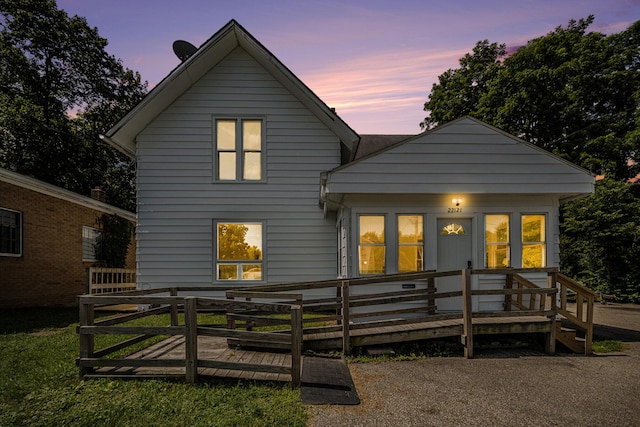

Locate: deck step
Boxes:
[555,324,586,354]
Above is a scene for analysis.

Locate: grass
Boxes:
[0,308,307,427]
[346,338,462,363]
[592,339,628,353]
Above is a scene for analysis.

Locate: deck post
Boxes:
[504,273,513,312]
[78,298,95,376]
[462,269,473,359]
[336,285,343,325]
[546,272,557,355]
[427,277,436,315]
[184,297,198,383]
[290,305,303,388]
[341,280,350,355]
[170,287,178,327]
[585,293,594,356]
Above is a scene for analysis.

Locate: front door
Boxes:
[436,218,472,311]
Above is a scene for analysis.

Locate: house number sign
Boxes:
[447,207,463,213]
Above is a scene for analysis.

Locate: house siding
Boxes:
[0,181,136,307]
[136,47,341,289]
[326,118,594,196]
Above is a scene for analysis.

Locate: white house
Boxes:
[103,20,594,310]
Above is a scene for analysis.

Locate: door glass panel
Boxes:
[440,223,465,235]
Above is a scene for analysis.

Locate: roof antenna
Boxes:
[172,40,197,62]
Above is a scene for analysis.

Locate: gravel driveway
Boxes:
[308,303,640,427]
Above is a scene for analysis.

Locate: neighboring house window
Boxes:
[359,215,385,274]
[215,119,263,181]
[398,215,423,272]
[82,226,102,262]
[0,208,22,256]
[522,214,546,268]
[216,222,263,281]
[485,214,510,268]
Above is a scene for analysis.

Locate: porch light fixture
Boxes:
[452,198,462,206]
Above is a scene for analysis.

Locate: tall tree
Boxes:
[420,40,506,130]
[0,0,146,210]
[422,16,640,181]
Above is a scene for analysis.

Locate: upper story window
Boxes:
[358,215,385,275]
[0,208,22,257]
[522,214,546,268]
[398,215,423,273]
[215,119,263,181]
[216,222,263,281]
[485,214,510,268]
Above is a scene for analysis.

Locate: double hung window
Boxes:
[397,215,423,273]
[82,226,102,262]
[521,214,546,268]
[358,215,385,274]
[216,119,262,181]
[0,208,21,256]
[485,214,510,268]
[216,222,263,281]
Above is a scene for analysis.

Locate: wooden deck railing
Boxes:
[238,267,564,356]
[78,268,594,383]
[87,267,136,294]
[77,289,303,387]
[555,273,597,355]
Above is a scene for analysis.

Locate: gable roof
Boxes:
[102,19,359,158]
[0,168,136,221]
[323,116,594,204]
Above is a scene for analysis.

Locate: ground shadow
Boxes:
[592,323,640,342]
[0,307,78,334]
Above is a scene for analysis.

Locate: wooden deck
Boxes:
[78,268,596,385]
[88,335,293,383]
[303,315,552,350]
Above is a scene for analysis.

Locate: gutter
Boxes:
[99,134,135,159]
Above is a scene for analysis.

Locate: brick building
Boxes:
[0,168,135,308]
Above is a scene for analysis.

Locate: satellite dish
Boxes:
[173,40,197,62]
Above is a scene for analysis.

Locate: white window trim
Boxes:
[213,117,266,183]
[0,207,22,257]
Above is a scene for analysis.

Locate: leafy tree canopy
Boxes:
[561,179,640,302]
[422,16,640,181]
[0,0,147,210]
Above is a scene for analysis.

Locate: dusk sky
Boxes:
[58,0,639,135]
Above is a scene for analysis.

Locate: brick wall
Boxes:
[0,181,136,307]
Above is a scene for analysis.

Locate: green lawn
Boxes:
[0,308,307,427]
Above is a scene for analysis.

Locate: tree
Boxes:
[0,0,146,210]
[561,179,640,302]
[420,40,506,130]
[422,16,640,181]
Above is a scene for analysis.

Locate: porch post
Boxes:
[184,297,198,383]
[546,272,557,355]
[341,280,350,355]
[462,269,473,359]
